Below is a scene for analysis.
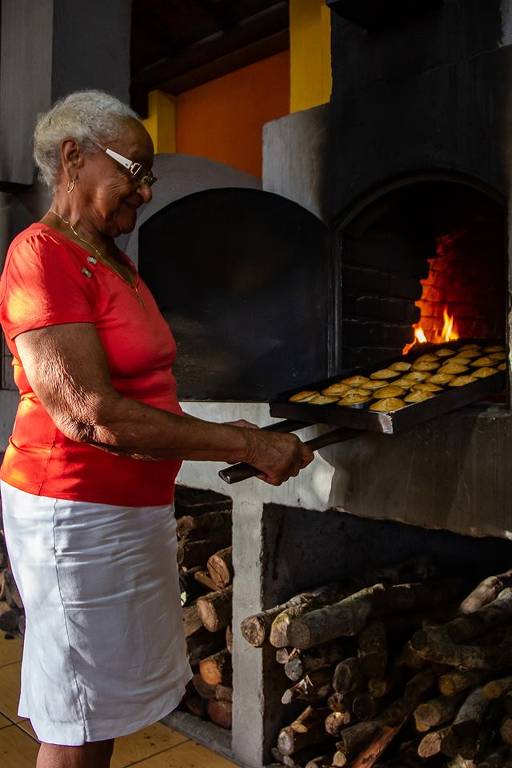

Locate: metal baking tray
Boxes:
[270,340,507,435]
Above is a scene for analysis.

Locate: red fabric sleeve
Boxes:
[0,230,95,340]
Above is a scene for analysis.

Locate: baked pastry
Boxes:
[435,348,456,358]
[338,391,372,406]
[404,390,435,403]
[489,352,507,361]
[460,343,480,350]
[289,390,319,402]
[428,373,454,385]
[390,361,412,372]
[403,371,430,382]
[438,363,468,375]
[341,375,371,387]
[484,345,505,353]
[472,367,498,378]
[369,397,404,412]
[373,385,406,399]
[361,380,389,391]
[370,369,400,380]
[412,361,439,372]
[456,349,481,359]
[308,395,340,405]
[498,362,507,371]
[322,383,351,397]
[449,375,478,387]
[471,356,494,368]
[392,377,414,389]
[411,382,442,393]
[415,354,438,363]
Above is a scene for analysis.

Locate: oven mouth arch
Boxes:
[334,169,506,232]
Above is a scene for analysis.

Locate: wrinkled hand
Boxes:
[243,428,314,486]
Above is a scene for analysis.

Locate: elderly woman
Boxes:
[0,90,312,768]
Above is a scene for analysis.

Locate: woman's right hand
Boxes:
[242,428,314,486]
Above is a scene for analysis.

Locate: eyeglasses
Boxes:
[95,143,157,187]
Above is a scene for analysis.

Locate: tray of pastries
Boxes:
[270,340,508,434]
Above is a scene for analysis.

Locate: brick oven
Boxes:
[121,2,512,766]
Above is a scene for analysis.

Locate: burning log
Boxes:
[199,648,232,687]
[277,706,331,756]
[196,586,233,633]
[207,547,233,590]
[281,668,333,705]
[207,699,232,729]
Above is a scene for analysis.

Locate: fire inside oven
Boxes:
[339,176,506,370]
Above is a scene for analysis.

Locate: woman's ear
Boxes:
[61,138,84,178]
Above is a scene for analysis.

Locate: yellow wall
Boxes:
[142,90,176,153]
[289,0,332,112]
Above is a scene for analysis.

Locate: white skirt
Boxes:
[0,481,192,745]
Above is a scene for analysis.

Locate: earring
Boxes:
[67,178,76,194]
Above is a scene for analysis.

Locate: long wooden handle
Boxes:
[218,427,359,485]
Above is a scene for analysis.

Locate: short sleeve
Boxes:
[0,230,95,341]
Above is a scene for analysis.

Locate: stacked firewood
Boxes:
[0,502,24,637]
[175,486,234,730]
[241,558,512,767]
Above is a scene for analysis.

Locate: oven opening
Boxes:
[339,175,507,381]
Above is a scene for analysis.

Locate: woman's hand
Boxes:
[241,428,314,486]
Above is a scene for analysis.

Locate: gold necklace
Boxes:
[49,209,144,305]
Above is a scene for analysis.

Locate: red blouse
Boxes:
[0,223,183,506]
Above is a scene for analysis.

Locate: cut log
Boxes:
[414,588,512,649]
[482,675,512,700]
[411,630,510,670]
[305,755,335,768]
[178,537,231,569]
[207,699,232,729]
[183,602,203,638]
[199,649,232,686]
[333,657,365,694]
[368,665,402,699]
[174,487,231,518]
[182,691,207,718]
[179,566,204,604]
[501,717,512,746]
[240,585,345,648]
[192,673,216,700]
[207,547,233,590]
[350,719,407,768]
[281,668,333,705]
[226,625,233,654]
[176,509,231,541]
[438,670,487,697]
[277,706,330,756]
[458,570,512,614]
[288,579,465,649]
[396,641,426,671]
[358,621,387,679]
[417,726,451,758]
[325,710,352,736]
[277,648,297,665]
[269,584,351,648]
[414,694,464,731]
[196,586,232,633]
[215,684,233,703]
[193,570,219,592]
[328,691,355,713]
[440,687,490,758]
[284,641,350,681]
[333,722,381,765]
[352,692,379,721]
[186,628,225,666]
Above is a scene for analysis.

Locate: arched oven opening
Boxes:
[338,173,507,376]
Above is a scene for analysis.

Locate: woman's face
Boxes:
[76,118,155,237]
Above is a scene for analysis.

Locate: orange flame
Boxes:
[403,307,459,355]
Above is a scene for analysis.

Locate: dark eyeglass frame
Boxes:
[95,143,157,187]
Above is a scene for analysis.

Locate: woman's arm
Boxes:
[15,323,313,485]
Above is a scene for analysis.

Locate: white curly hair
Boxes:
[33,90,139,189]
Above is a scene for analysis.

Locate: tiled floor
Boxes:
[0,632,237,768]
